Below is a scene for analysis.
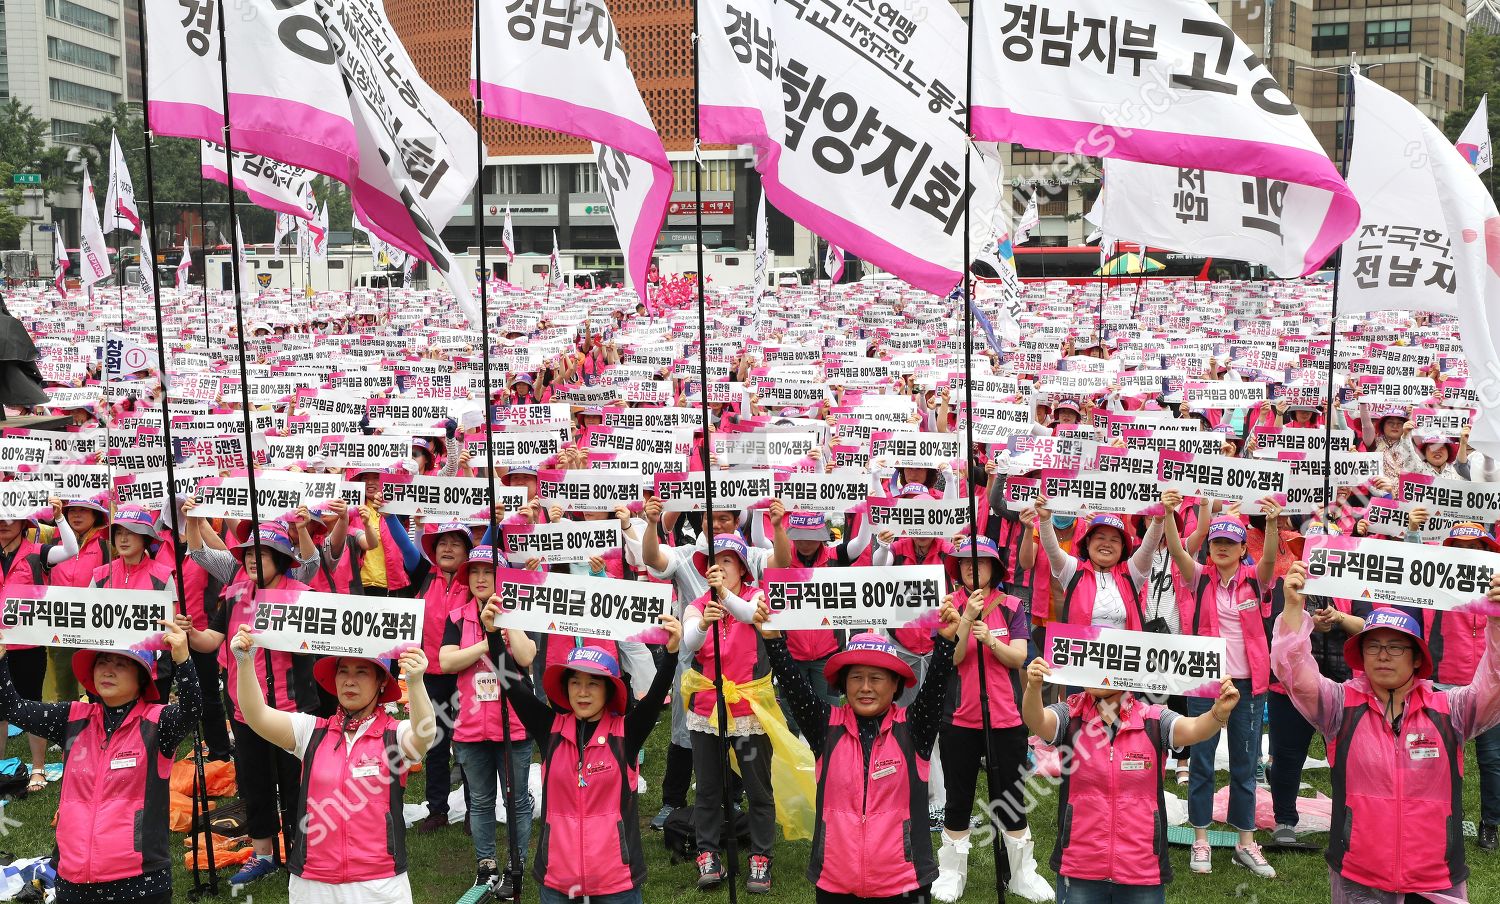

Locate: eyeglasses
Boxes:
[1362,640,1414,659]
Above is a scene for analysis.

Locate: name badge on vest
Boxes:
[871,758,900,781]
[1406,733,1440,761]
[109,756,137,770]
[473,671,499,703]
[352,754,383,779]
[1120,753,1149,772]
[1235,599,1259,612]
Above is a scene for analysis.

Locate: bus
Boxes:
[1013,245,1265,283]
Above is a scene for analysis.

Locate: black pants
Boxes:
[661,740,694,809]
[425,672,459,818]
[690,730,775,857]
[940,724,1030,833]
[191,649,232,758]
[817,887,932,904]
[232,716,302,856]
[363,587,389,597]
[8,647,45,700]
[1268,690,1316,827]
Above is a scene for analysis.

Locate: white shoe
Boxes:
[1002,830,1054,902]
[931,833,971,903]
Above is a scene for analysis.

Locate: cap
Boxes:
[1445,522,1500,552]
[231,521,298,561]
[73,648,159,703]
[1206,519,1248,544]
[823,633,916,694]
[1078,513,1133,560]
[786,511,831,542]
[111,505,159,539]
[419,521,477,564]
[313,656,402,705]
[456,544,503,585]
[1343,608,1432,680]
[542,646,629,715]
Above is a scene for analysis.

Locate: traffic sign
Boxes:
[11,174,41,186]
[37,225,54,233]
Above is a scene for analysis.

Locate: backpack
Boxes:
[661,806,751,864]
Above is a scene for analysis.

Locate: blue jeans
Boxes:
[537,887,642,904]
[1267,690,1315,827]
[1185,679,1263,832]
[1476,721,1500,826]
[1056,877,1166,904]
[454,739,534,865]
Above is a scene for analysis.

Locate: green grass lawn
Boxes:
[0,727,1494,903]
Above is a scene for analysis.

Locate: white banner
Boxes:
[773,472,871,514]
[866,497,970,539]
[1044,622,1227,698]
[1303,535,1500,611]
[1039,470,1162,515]
[193,477,306,520]
[1157,449,1289,508]
[653,471,775,513]
[0,588,173,651]
[248,589,424,658]
[493,568,674,642]
[537,470,643,514]
[503,522,624,566]
[761,565,945,630]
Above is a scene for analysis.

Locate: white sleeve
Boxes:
[288,712,321,760]
[617,641,658,695]
[747,545,773,582]
[395,720,419,765]
[646,543,686,581]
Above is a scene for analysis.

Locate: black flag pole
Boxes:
[1321,56,1358,515]
[136,0,219,895]
[690,2,737,898]
[960,1,1009,897]
[472,5,524,900]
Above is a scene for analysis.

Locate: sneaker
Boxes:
[1271,824,1298,846]
[747,854,772,894]
[1255,760,1269,787]
[696,851,724,888]
[1190,840,1212,874]
[650,805,673,831]
[474,859,497,887]
[1480,823,1498,851]
[1176,764,1190,785]
[495,872,517,901]
[416,813,449,834]
[1234,842,1276,879]
[230,855,279,886]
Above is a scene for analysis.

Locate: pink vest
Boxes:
[310,543,359,594]
[1050,694,1171,886]
[785,545,841,662]
[808,706,934,897]
[2,538,47,651]
[91,557,174,591]
[57,700,172,884]
[218,577,314,720]
[49,531,109,588]
[888,539,948,655]
[288,710,407,883]
[450,603,528,743]
[1060,562,1145,631]
[418,569,468,676]
[156,538,216,632]
[534,711,643,897]
[1425,610,1485,686]
[1327,683,1465,893]
[949,590,1022,730]
[1183,565,1272,695]
[689,586,769,719]
[353,512,411,594]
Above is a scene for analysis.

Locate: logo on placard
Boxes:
[256,273,272,288]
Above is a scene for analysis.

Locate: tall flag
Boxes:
[1331,72,1500,458]
[273,212,296,251]
[234,221,253,294]
[475,0,670,305]
[699,0,997,296]
[175,238,191,290]
[201,141,317,221]
[1014,191,1040,246]
[144,0,480,324]
[823,242,845,283]
[1458,95,1493,175]
[971,0,1358,275]
[102,131,141,235]
[78,164,112,290]
[52,228,69,298]
[549,230,563,288]
[502,205,516,263]
[752,193,770,300]
[137,233,156,296]
[310,203,329,260]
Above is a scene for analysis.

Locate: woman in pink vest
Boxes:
[1036,502,1164,632]
[439,545,537,895]
[1020,658,1241,904]
[384,519,475,834]
[758,609,960,903]
[934,536,1052,903]
[0,620,197,904]
[349,466,411,597]
[1162,491,1282,878]
[681,533,777,893]
[182,515,319,887]
[47,496,110,704]
[485,612,681,904]
[1277,563,1500,903]
[229,627,435,904]
[89,506,175,592]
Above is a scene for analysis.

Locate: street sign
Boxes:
[37,225,54,233]
[11,174,41,186]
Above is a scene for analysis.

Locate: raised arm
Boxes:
[1256,498,1283,589]
[1447,575,1500,740]
[1269,563,1346,737]
[1161,491,1201,581]
[1035,499,1076,584]
[230,626,297,752]
[1128,517,1164,585]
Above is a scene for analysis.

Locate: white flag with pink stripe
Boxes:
[200,141,317,222]
[473,0,670,305]
[970,0,1358,276]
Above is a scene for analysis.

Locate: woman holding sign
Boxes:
[0,620,198,904]
[1161,492,1281,878]
[483,603,682,904]
[933,536,1052,903]
[1035,502,1164,632]
[89,506,175,591]
[229,627,436,904]
[1278,563,1500,902]
[1019,658,1240,904]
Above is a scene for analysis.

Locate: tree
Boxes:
[0,99,73,247]
[1444,30,1500,206]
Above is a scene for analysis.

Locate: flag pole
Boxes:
[211,0,275,860]
[472,6,524,900]
[1322,57,1357,515]
[135,2,216,891]
[960,1,1010,897]
[691,2,737,898]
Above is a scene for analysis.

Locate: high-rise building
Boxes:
[1468,0,1500,36]
[1,0,132,247]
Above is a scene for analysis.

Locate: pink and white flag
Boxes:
[52,228,69,299]
[474,0,670,305]
[200,141,316,222]
[823,242,844,283]
[175,238,191,290]
[102,131,141,235]
[502,205,516,263]
[698,0,998,295]
[78,164,112,290]
[971,0,1358,276]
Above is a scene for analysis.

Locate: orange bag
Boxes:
[169,756,238,798]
